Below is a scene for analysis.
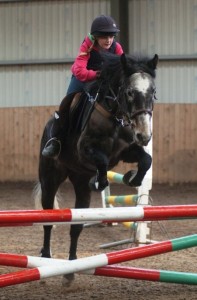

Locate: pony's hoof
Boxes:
[62,273,75,287]
[40,247,52,258]
[123,170,141,187]
[89,176,109,191]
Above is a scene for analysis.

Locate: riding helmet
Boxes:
[90,15,120,36]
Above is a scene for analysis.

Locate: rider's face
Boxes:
[96,35,115,50]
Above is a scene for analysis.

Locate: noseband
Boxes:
[114,100,153,127]
[129,108,153,119]
[104,87,155,127]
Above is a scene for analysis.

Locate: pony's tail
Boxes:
[33,182,60,210]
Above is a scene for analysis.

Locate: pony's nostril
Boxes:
[136,133,143,142]
[136,133,151,146]
[131,121,136,129]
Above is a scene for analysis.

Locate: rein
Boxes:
[93,85,130,126]
[94,102,111,118]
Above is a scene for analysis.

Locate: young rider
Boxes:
[42,15,124,159]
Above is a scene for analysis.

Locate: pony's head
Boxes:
[119,53,158,146]
[88,52,158,146]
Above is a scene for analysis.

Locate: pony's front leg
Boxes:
[121,144,152,187]
[87,148,109,191]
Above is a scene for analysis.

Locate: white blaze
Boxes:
[135,76,150,95]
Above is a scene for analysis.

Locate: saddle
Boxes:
[68,91,95,134]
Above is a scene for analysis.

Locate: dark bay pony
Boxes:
[34,52,158,282]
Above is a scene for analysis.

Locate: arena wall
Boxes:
[1,103,197,183]
[1,0,197,183]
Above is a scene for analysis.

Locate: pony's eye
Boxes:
[126,89,133,98]
[153,89,157,100]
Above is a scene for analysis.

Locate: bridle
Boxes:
[94,79,155,127]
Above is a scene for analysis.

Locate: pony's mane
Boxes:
[100,52,156,81]
[85,52,122,93]
[125,53,157,78]
[100,52,123,79]
[85,52,156,94]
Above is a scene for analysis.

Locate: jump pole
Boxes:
[1,205,197,225]
[101,171,151,247]
[136,137,153,244]
[0,234,197,287]
[85,265,197,285]
[2,261,197,287]
[105,195,138,206]
[105,136,153,245]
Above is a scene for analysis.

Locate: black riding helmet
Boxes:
[90,15,120,37]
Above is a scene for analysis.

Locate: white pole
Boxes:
[136,120,153,245]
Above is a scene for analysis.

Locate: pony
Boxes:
[34,52,158,283]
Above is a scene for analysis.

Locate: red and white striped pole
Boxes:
[0,234,197,287]
[1,205,197,226]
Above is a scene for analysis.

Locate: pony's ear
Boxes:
[120,53,127,66]
[148,54,159,70]
[120,53,130,75]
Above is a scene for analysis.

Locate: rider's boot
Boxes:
[42,112,62,159]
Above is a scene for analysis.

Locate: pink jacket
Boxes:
[71,35,124,82]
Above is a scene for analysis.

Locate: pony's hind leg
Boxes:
[62,174,91,284]
[33,181,54,258]
[38,158,67,258]
[39,182,61,258]
[68,174,91,260]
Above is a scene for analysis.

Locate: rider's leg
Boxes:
[42,111,62,158]
[66,75,85,96]
[42,77,84,159]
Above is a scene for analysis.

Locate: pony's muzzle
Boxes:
[135,132,152,146]
[132,113,152,146]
